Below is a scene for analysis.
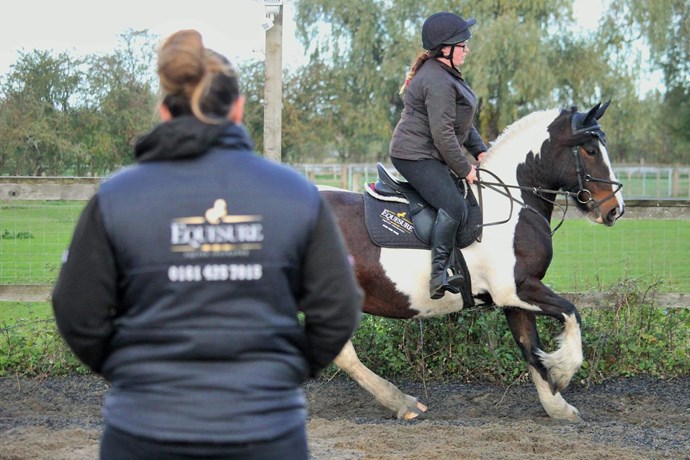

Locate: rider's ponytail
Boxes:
[399,50,435,95]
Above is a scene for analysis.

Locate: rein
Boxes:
[474,168,566,238]
[473,145,623,237]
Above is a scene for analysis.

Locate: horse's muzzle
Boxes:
[604,203,624,226]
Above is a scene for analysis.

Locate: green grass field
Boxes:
[547,218,690,292]
[1,200,689,292]
[0,301,52,322]
[0,201,85,284]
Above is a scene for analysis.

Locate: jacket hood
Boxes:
[134,116,254,162]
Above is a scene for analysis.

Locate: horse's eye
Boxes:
[584,148,597,157]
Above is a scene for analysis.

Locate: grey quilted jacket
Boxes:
[389,58,487,178]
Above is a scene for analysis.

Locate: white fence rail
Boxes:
[296,164,690,199]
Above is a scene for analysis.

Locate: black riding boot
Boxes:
[429,208,464,299]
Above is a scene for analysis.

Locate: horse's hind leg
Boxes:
[504,308,582,422]
[333,340,427,420]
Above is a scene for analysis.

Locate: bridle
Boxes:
[569,142,623,211]
[473,130,623,237]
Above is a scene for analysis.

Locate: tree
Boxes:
[294,0,413,161]
[78,29,158,174]
[0,50,83,175]
[0,30,159,176]
[600,0,690,163]
[238,60,266,156]
[240,53,364,163]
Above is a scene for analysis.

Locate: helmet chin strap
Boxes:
[439,44,458,70]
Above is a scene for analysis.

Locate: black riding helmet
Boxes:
[422,12,476,51]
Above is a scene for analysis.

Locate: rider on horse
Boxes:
[389,11,487,299]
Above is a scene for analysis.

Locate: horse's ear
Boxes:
[595,99,611,120]
[571,101,607,134]
[583,102,601,126]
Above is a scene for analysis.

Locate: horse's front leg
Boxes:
[515,277,584,395]
[333,340,427,420]
[504,308,582,422]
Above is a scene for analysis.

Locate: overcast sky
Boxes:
[0,0,605,78]
[0,0,307,76]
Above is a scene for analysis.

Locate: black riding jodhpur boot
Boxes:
[430,208,464,299]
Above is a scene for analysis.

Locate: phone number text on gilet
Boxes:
[168,264,263,282]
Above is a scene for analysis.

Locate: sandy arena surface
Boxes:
[0,374,688,459]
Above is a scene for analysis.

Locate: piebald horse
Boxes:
[321,102,624,421]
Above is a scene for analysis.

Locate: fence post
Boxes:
[353,171,362,191]
[672,168,680,197]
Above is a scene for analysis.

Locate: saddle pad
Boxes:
[363,192,428,249]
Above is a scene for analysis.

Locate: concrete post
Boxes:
[264,4,283,162]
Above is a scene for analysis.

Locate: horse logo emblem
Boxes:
[205,199,228,224]
[170,199,264,253]
[379,208,414,235]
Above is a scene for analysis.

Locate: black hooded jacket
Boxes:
[52,117,362,444]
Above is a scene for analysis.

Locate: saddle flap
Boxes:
[365,175,483,250]
[363,190,433,249]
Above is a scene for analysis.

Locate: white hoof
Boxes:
[529,365,583,422]
[401,401,428,420]
[544,400,583,422]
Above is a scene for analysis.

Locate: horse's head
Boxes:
[547,101,625,226]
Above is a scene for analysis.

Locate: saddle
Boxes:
[364,163,482,250]
[363,163,481,306]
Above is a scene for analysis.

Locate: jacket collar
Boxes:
[134,116,254,163]
[430,58,464,80]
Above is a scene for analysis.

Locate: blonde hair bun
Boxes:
[157,29,206,97]
[157,29,240,123]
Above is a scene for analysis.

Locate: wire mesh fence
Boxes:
[615,165,690,199]
[546,218,690,293]
[1,173,689,301]
[1,201,85,285]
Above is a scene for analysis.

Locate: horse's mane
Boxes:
[483,108,562,161]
